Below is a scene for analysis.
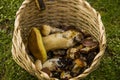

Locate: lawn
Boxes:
[0,0,120,80]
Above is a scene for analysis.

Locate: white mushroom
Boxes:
[80,37,98,53]
[42,58,60,71]
[67,45,83,59]
[43,30,83,51]
[41,25,51,36]
[41,25,64,36]
[35,59,43,71]
[67,48,77,59]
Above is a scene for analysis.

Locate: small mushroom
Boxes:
[41,25,51,36]
[80,37,98,53]
[72,59,87,74]
[43,30,83,51]
[35,59,43,71]
[41,25,64,36]
[67,48,78,59]
[82,37,98,47]
[67,45,83,59]
[75,59,87,67]
[60,71,72,79]
[42,58,60,71]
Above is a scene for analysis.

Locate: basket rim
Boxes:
[12,0,106,80]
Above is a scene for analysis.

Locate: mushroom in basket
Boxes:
[28,25,99,79]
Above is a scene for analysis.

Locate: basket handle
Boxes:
[35,0,46,10]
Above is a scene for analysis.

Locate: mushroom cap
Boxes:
[82,37,98,47]
[74,59,86,68]
[28,27,47,63]
[41,25,51,36]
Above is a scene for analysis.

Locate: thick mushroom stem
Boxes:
[42,30,83,51]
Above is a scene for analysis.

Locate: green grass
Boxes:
[0,0,120,80]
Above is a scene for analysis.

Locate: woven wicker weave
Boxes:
[12,0,106,80]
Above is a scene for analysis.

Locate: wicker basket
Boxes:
[12,0,106,80]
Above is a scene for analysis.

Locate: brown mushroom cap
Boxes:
[28,27,47,63]
[74,59,86,68]
[82,37,98,47]
[41,25,51,36]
